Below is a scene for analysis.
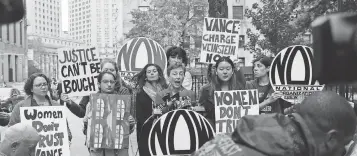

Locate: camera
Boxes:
[312,12,357,84]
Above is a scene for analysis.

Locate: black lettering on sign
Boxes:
[37,133,65,148]
[61,63,83,78]
[59,47,97,64]
[63,75,98,94]
[32,121,60,132]
[271,46,315,85]
[219,106,241,119]
[204,18,240,34]
[149,110,214,155]
[215,91,258,106]
[36,148,63,156]
[89,62,101,74]
[216,119,239,133]
[24,109,63,120]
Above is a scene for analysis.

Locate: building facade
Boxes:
[69,0,125,59]
[26,0,83,79]
[0,19,27,83]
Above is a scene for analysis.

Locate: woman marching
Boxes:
[8,73,73,144]
[199,57,246,130]
[245,56,292,114]
[83,71,135,156]
[133,64,168,155]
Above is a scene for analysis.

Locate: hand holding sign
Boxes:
[268,92,283,103]
[60,94,72,104]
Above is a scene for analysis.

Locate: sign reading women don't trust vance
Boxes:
[20,106,70,156]
[58,47,101,97]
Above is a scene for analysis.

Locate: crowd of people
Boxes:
[0,46,356,156]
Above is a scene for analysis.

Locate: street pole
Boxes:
[337,0,347,98]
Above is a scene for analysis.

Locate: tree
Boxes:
[288,0,357,32]
[126,0,208,48]
[245,0,306,55]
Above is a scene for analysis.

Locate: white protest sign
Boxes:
[58,47,100,97]
[200,17,240,63]
[214,89,259,134]
[20,106,70,156]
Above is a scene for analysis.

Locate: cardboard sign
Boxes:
[214,90,259,134]
[20,106,70,156]
[87,94,131,149]
[116,37,167,86]
[200,17,240,63]
[269,45,325,104]
[58,47,101,97]
[119,71,139,88]
[147,109,215,156]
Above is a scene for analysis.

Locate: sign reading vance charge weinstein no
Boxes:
[200,17,241,63]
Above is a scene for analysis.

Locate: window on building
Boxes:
[6,24,9,41]
[233,6,244,20]
[13,23,16,43]
[239,35,245,47]
[238,57,245,67]
[20,21,22,45]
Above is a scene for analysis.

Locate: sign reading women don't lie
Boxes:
[214,89,259,134]
[58,47,101,97]
[20,106,70,156]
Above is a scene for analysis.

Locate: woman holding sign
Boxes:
[7,73,72,143]
[63,59,131,117]
[83,71,135,156]
[199,57,245,130]
[245,56,292,114]
[132,64,168,155]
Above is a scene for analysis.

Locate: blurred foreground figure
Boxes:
[192,91,357,156]
[0,0,25,24]
[0,123,40,156]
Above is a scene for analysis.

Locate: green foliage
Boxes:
[245,0,357,56]
[245,0,304,55]
[126,0,208,48]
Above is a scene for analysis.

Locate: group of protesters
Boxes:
[0,46,356,156]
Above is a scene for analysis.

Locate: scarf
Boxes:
[143,82,163,102]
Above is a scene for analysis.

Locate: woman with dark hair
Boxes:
[7,73,72,143]
[166,46,193,90]
[199,57,246,129]
[83,71,135,156]
[132,64,167,155]
[62,59,131,118]
[245,56,292,114]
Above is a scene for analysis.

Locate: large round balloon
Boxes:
[116,37,167,73]
[269,45,324,104]
[147,109,215,156]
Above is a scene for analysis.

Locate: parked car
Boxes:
[0,88,25,113]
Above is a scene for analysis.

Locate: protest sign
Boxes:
[214,89,259,134]
[58,47,100,97]
[87,94,131,149]
[147,109,215,156]
[20,106,70,156]
[270,45,325,104]
[116,37,167,87]
[200,17,240,63]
